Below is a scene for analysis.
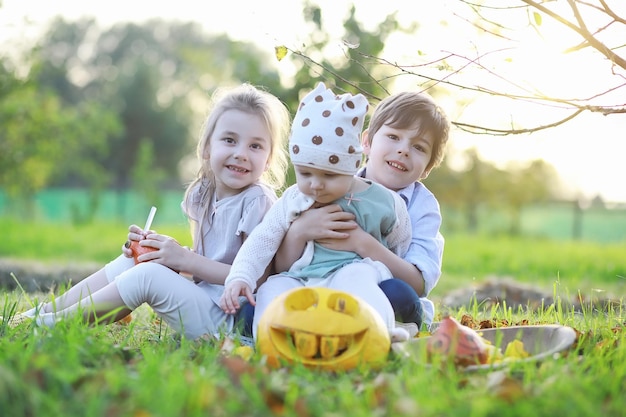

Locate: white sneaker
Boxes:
[0,314,34,328]
[395,321,419,338]
[20,302,46,318]
[390,327,410,343]
[35,313,60,328]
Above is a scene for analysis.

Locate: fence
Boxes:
[0,188,188,226]
[440,200,626,243]
[1,190,625,243]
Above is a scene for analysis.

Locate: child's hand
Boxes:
[127,223,156,241]
[275,205,358,273]
[317,224,368,253]
[123,224,155,257]
[131,233,182,266]
[294,204,357,240]
[220,281,255,315]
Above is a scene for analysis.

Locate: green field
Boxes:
[2,211,624,297]
[440,203,626,243]
[3,188,626,243]
[1,203,625,416]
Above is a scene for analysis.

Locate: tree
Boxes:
[280,0,625,136]
[288,2,400,95]
[426,148,559,234]
[275,2,411,186]
[31,18,194,190]
[500,159,560,234]
[450,0,626,135]
[0,71,120,216]
[27,17,286,191]
[427,148,506,233]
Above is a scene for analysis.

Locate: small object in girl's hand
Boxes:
[125,240,157,264]
[124,206,159,264]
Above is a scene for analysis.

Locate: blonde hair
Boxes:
[366,92,450,174]
[182,84,290,245]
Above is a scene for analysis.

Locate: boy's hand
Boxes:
[317,225,369,253]
[220,281,255,315]
[294,204,357,240]
[275,204,358,273]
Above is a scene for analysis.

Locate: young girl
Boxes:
[219,82,412,342]
[10,83,290,340]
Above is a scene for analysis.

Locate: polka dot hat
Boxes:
[289,82,369,175]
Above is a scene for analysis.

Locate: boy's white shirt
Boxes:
[394,181,444,326]
[225,181,411,292]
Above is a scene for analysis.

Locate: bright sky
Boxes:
[2,0,625,202]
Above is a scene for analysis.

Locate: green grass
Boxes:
[0,218,192,263]
[439,234,626,296]
[4,217,623,301]
[1,218,625,416]
[1,295,624,417]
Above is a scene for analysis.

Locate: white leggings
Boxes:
[105,256,232,339]
[252,260,395,340]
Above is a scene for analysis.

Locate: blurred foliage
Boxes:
[0,65,120,217]
[426,148,562,235]
[1,17,287,217]
[287,1,411,102]
[1,6,567,232]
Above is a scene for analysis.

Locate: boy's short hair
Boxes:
[367,92,450,173]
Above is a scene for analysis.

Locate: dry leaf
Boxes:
[234,346,254,361]
[219,336,237,355]
[503,340,530,360]
[117,314,132,325]
[487,371,525,403]
[219,355,257,386]
[275,46,288,61]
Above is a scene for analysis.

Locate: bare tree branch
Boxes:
[522,0,626,68]
[287,0,626,136]
[454,108,586,135]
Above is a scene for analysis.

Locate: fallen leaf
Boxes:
[503,340,530,360]
[117,314,132,325]
[487,371,525,403]
[275,46,288,61]
[219,336,237,355]
[234,346,254,361]
[219,355,257,386]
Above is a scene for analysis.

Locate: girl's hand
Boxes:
[132,233,186,270]
[219,282,255,315]
[122,224,156,257]
[129,224,157,239]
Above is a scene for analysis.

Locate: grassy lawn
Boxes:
[1,218,625,416]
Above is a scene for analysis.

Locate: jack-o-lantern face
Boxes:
[256,287,390,371]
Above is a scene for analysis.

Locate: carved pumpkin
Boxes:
[256,287,391,371]
[125,240,157,264]
[426,315,489,367]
